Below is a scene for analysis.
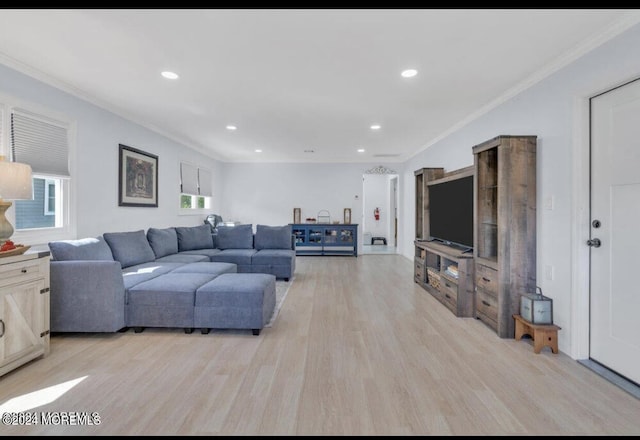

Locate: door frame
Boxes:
[570,76,640,360]
[361,167,400,255]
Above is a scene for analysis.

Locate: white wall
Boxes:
[0,63,223,240]
[220,162,401,254]
[401,22,640,358]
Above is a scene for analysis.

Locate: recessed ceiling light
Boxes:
[255,149,262,153]
[161,71,179,80]
[226,125,237,131]
[370,124,381,130]
[357,148,365,153]
[401,69,418,78]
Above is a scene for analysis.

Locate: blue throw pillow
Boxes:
[175,224,214,251]
[255,224,292,250]
[147,227,179,258]
[48,236,114,261]
[216,224,253,249]
[103,230,156,268]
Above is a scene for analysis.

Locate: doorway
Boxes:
[589,77,640,387]
[361,169,399,255]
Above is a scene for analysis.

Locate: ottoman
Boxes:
[194,273,276,335]
[126,273,218,332]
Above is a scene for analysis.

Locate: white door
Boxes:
[590,78,640,385]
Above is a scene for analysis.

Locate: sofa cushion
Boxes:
[127,273,217,306]
[103,230,156,269]
[175,225,214,251]
[122,262,183,290]
[210,248,257,265]
[252,249,296,266]
[255,224,292,250]
[216,224,253,249]
[178,249,222,259]
[170,262,237,276]
[48,236,114,261]
[154,254,209,263]
[147,227,178,258]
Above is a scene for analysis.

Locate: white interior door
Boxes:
[590,78,640,385]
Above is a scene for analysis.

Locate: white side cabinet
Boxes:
[0,252,50,377]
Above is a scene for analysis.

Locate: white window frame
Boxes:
[44,178,57,216]
[0,91,76,245]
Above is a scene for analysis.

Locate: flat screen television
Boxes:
[428,175,474,249]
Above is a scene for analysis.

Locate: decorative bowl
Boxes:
[0,244,31,258]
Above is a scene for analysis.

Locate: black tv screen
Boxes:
[428,175,474,249]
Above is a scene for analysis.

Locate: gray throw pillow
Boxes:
[216,224,254,249]
[48,236,114,261]
[175,224,214,251]
[103,230,156,268]
[255,224,292,250]
[147,227,179,258]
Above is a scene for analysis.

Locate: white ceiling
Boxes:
[0,9,638,163]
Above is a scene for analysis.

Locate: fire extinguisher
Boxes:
[374,207,380,221]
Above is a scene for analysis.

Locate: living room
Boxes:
[1,9,640,435]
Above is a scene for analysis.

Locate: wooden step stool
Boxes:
[513,314,561,354]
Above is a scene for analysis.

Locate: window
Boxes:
[15,177,61,229]
[0,101,74,244]
[179,162,211,213]
[44,179,56,216]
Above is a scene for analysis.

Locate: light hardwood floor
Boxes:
[1,255,639,435]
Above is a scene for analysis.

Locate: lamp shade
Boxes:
[0,160,33,200]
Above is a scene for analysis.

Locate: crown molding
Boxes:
[412,11,640,158]
[0,52,225,162]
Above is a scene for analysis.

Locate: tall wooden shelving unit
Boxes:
[473,135,537,338]
[414,167,444,241]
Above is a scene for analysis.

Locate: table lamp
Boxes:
[0,156,33,245]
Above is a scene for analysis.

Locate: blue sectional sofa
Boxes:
[48,224,295,334]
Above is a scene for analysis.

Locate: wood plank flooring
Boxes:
[1,255,639,435]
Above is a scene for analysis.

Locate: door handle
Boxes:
[0,319,4,337]
[587,238,601,248]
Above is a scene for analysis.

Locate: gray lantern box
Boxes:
[520,287,553,325]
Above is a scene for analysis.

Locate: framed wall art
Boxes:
[118,144,158,207]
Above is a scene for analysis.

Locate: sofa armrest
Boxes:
[50,260,126,332]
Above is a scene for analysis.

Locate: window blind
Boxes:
[198,168,212,197]
[180,162,199,195]
[181,162,212,197]
[11,109,70,176]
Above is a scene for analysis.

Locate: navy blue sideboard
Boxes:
[290,223,358,256]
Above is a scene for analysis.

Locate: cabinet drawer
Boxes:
[475,288,498,323]
[476,309,498,332]
[440,280,458,310]
[475,264,498,295]
[0,258,45,286]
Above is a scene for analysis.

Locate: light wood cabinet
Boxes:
[473,135,537,338]
[0,252,50,377]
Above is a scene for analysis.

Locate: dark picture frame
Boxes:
[118,144,158,207]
